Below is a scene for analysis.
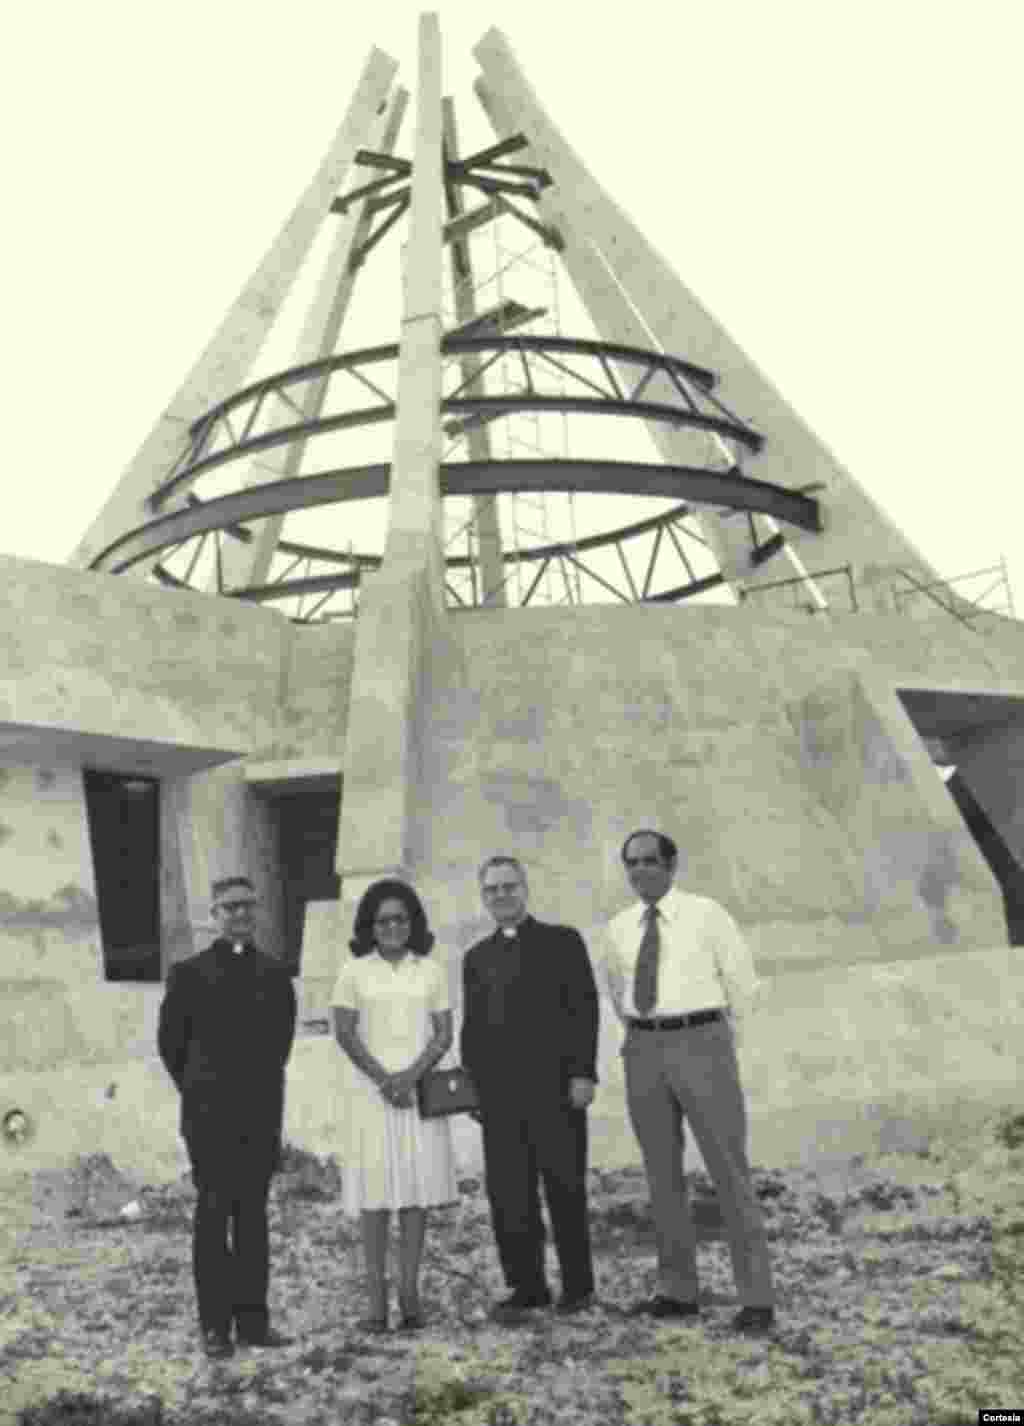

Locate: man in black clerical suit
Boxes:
[158,875,296,1359]
[461,855,600,1322]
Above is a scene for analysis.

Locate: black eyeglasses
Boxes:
[482,882,522,896]
[219,899,257,913]
[624,855,666,868]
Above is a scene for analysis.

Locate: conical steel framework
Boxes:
[70,20,944,624]
[4,16,1024,1190]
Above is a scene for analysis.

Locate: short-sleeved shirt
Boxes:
[330,951,450,1076]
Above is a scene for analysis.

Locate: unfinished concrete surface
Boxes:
[3,560,1024,1178]
[3,22,1023,1185]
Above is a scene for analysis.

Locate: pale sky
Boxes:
[2,1,1021,611]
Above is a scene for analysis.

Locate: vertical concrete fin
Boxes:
[69,46,399,573]
[472,73,749,595]
[335,13,447,891]
[441,94,506,606]
[473,28,939,606]
[383,11,446,593]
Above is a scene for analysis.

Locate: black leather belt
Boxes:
[628,1009,724,1031]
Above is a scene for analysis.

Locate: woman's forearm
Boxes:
[397,1027,453,1082]
[336,1028,390,1086]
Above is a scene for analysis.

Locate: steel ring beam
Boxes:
[149,397,762,512]
[148,334,757,510]
[183,333,717,437]
[91,459,821,575]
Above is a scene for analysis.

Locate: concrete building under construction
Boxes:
[2,17,1022,1181]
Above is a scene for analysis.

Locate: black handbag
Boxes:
[416,1065,479,1118]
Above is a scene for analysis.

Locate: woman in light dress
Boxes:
[331,879,457,1331]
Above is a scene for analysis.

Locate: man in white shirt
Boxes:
[603,830,775,1333]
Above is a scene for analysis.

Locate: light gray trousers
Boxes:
[623,1018,774,1307]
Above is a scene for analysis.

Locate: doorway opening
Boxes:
[82,769,161,981]
[261,775,342,972]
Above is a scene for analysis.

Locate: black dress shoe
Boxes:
[632,1296,700,1319]
[236,1327,292,1348]
[489,1289,552,1323]
[202,1328,234,1359]
[356,1315,389,1334]
[732,1306,775,1333]
[556,1292,596,1315]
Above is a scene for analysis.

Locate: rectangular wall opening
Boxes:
[898,688,1024,946]
[82,768,161,981]
[261,775,342,973]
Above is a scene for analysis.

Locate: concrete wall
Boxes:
[4,572,1024,1181]
[4,942,1021,1184]
[0,557,357,1160]
[0,555,288,768]
[277,622,356,761]
[0,765,102,986]
[407,604,1014,970]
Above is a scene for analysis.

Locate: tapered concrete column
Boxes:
[474,28,938,597]
[69,47,398,573]
[383,13,446,592]
[442,97,506,607]
[336,14,446,889]
[474,76,746,589]
[475,74,825,605]
[213,87,410,593]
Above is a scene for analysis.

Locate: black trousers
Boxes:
[187,1135,275,1337]
[480,1097,594,1300]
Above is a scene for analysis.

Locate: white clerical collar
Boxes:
[232,942,246,956]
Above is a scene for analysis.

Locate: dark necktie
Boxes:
[632,904,661,1015]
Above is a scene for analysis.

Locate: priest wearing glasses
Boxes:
[603,830,776,1333]
[461,855,600,1323]
[158,875,297,1359]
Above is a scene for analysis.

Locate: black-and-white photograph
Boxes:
[1,3,1021,1423]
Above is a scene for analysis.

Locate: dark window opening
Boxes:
[82,769,161,981]
[945,769,1024,946]
[267,778,341,974]
[898,688,1024,949]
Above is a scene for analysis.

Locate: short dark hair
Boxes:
[478,854,527,885]
[349,878,435,958]
[621,829,679,865]
[211,875,256,904]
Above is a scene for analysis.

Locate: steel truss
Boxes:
[85,325,825,618]
[85,121,830,620]
[143,335,763,513]
[152,501,724,621]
